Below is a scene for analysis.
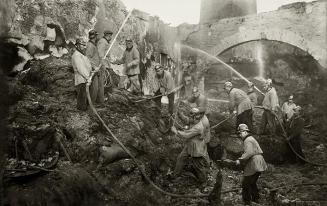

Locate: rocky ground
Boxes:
[2,56,327,206]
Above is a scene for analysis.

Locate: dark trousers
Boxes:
[189,156,209,184]
[289,136,306,164]
[242,172,261,205]
[260,110,277,134]
[90,69,105,104]
[154,90,175,115]
[236,109,253,132]
[76,83,88,111]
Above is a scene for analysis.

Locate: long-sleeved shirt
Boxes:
[177,120,208,157]
[154,70,174,93]
[281,102,296,121]
[228,88,253,114]
[247,91,258,106]
[262,87,279,111]
[72,50,92,86]
[97,37,110,68]
[239,135,267,176]
[85,41,100,68]
[114,46,140,76]
[187,94,208,113]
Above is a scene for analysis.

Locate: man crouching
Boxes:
[171,108,209,184]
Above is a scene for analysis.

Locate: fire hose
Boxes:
[210,113,236,129]
[254,106,327,167]
[133,85,184,103]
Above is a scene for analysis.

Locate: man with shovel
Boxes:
[153,63,175,116]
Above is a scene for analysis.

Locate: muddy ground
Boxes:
[2,56,327,206]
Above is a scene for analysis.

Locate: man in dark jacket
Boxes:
[286,106,306,164]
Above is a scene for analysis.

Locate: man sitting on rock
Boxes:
[153,63,175,116]
[224,81,254,132]
[71,39,93,111]
[235,124,267,205]
[171,108,209,184]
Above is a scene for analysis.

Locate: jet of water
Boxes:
[179,43,264,95]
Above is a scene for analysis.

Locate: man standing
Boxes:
[259,79,279,134]
[153,64,175,115]
[286,106,306,164]
[111,38,141,94]
[224,81,253,132]
[186,86,208,114]
[85,30,104,105]
[281,95,297,125]
[171,108,209,183]
[247,82,258,106]
[235,124,267,205]
[72,39,92,111]
[97,30,118,89]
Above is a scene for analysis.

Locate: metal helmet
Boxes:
[238,123,249,132]
[190,107,200,114]
[224,81,233,88]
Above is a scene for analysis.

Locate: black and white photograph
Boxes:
[0,0,326,205]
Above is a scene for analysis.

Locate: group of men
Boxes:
[72,30,306,205]
[72,30,142,111]
[167,77,306,205]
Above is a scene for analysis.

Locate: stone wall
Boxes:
[200,0,257,24]
[187,0,327,69]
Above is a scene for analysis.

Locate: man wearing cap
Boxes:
[286,106,306,164]
[281,95,297,125]
[153,63,175,115]
[224,81,254,132]
[72,39,92,111]
[235,123,267,205]
[171,108,209,183]
[259,79,279,135]
[247,82,258,106]
[111,37,141,94]
[85,30,103,105]
[97,30,118,90]
[186,86,208,114]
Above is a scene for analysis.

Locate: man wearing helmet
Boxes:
[153,63,175,115]
[259,79,279,134]
[86,30,104,105]
[111,37,141,94]
[224,81,254,132]
[186,86,208,114]
[72,39,92,111]
[171,108,209,183]
[286,106,306,164]
[235,124,267,205]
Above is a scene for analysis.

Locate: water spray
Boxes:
[179,44,264,95]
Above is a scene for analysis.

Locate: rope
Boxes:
[254,106,327,167]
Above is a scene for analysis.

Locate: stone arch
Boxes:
[210,28,327,68]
